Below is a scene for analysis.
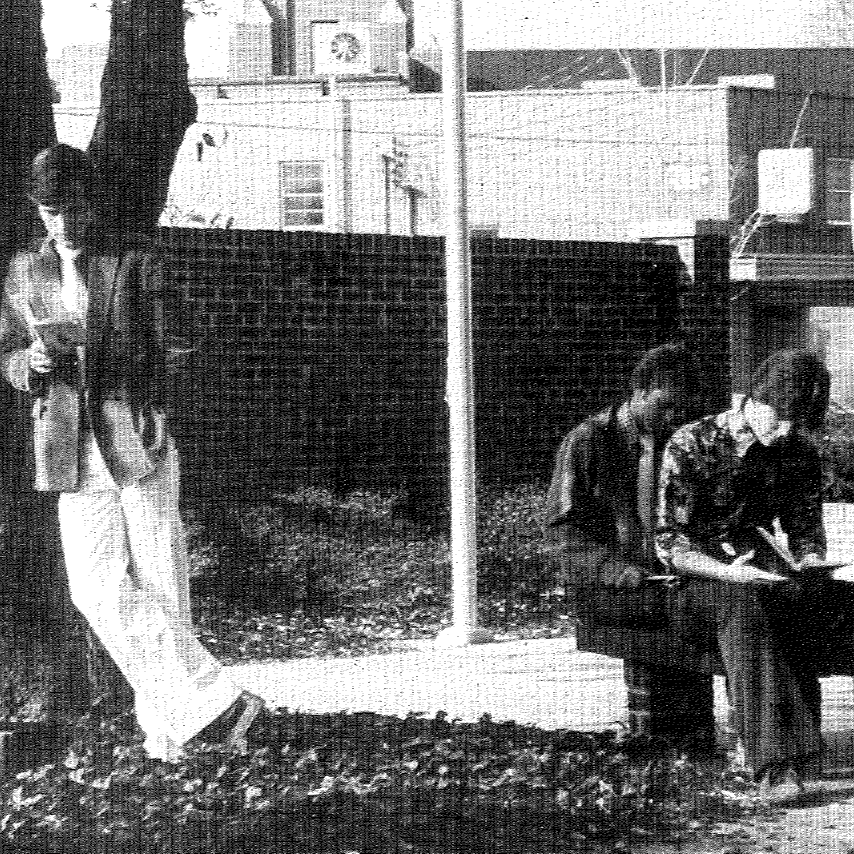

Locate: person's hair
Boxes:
[29,144,97,207]
[630,342,695,392]
[749,348,830,430]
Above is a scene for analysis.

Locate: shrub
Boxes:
[823,407,854,502]
[475,483,567,633]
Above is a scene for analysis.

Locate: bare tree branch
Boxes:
[683,48,711,87]
[614,49,636,80]
[788,91,813,148]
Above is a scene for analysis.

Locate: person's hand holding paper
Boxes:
[11,292,86,369]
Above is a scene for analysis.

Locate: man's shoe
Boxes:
[758,767,804,806]
[188,691,266,752]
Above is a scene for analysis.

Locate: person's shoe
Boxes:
[188,691,266,753]
[758,767,804,806]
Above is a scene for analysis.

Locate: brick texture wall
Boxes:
[156,228,729,510]
[679,229,733,411]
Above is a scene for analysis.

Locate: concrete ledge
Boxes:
[228,636,627,731]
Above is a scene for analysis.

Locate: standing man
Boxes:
[545,343,712,745]
[656,348,854,797]
[0,144,265,762]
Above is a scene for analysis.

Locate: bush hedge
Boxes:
[824,408,854,502]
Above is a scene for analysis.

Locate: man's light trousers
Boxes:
[58,437,240,762]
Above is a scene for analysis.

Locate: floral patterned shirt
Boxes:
[655,408,826,573]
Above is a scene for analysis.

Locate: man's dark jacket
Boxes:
[545,405,670,628]
[546,405,656,582]
[0,235,168,491]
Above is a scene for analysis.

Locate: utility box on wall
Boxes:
[758,147,814,223]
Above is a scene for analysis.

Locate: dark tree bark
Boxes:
[0,0,56,597]
[0,1,95,727]
[89,0,198,234]
[82,0,198,703]
[0,0,56,252]
[0,0,198,728]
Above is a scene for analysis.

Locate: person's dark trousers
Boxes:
[670,577,854,777]
[587,581,717,752]
[624,661,716,751]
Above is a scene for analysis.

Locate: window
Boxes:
[280,161,325,229]
[826,157,854,225]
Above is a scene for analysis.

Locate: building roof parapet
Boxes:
[732,253,854,282]
[190,73,403,87]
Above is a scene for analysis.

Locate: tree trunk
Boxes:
[82,0,198,704]
[0,0,95,724]
[0,0,54,466]
[88,0,197,234]
[0,0,198,725]
[0,0,56,607]
[0,0,56,252]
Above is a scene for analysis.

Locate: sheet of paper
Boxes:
[830,565,854,583]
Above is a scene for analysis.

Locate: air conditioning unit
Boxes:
[312,23,373,75]
[758,148,814,223]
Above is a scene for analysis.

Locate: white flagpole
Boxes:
[435,0,490,647]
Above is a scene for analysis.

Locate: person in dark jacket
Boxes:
[0,144,266,762]
[545,343,711,743]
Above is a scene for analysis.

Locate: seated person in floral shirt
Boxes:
[656,348,854,800]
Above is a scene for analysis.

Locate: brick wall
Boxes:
[156,228,729,509]
[679,229,733,412]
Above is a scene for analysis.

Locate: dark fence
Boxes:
[156,228,730,510]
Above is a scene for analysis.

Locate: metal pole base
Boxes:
[435,624,493,647]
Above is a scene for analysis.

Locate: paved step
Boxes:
[227,638,854,741]
[228,636,627,731]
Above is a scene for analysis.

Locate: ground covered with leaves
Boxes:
[189,485,569,663]
[0,705,775,854]
[0,485,837,852]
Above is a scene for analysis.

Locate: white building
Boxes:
[55,85,733,237]
[52,0,410,104]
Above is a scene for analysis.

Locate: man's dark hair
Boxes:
[29,144,97,207]
[749,348,830,429]
[630,342,695,392]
